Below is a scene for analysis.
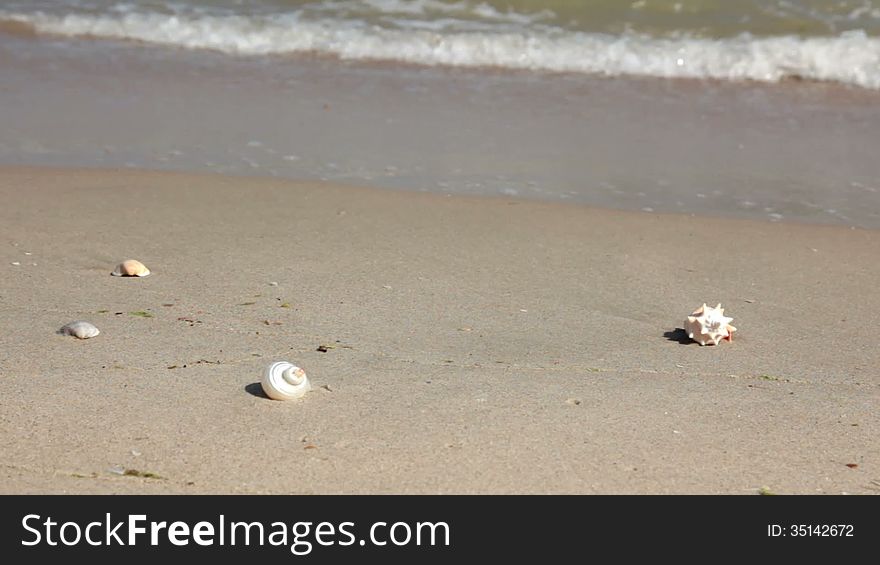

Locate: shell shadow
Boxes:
[663,328,694,345]
[244,382,269,399]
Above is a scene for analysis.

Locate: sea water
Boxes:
[1,1,878,227]
[2,0,880,88]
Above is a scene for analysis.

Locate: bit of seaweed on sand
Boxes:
[108,466,165,480]
[758,374,782,381]
[123,469,165,480]
[168,358,223,369]
[317,341,354,353]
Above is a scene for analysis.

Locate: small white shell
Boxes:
[60,321,100,339]
[111,259,151,277]
[684,303,736,346]
[261,361,311,401]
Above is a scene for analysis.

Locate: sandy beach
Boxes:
[1,166,877,494]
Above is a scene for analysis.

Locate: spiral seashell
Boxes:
[684,303,736,346]
[59,320,100,339]
[111,259,151,277]
[261,361,311,400]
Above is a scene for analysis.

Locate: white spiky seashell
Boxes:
[59,320,100,339]
[684,303,736,346]
[261,361,311,401]
[111,259,150,277]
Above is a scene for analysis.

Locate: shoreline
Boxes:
[3,32,880,229]
[1,166,877,494]
[6,162,880,233]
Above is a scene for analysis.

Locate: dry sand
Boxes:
[0,166,877,494]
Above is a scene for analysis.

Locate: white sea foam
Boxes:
[3,9,880,89]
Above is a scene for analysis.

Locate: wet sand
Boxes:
[1,167,877,494]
